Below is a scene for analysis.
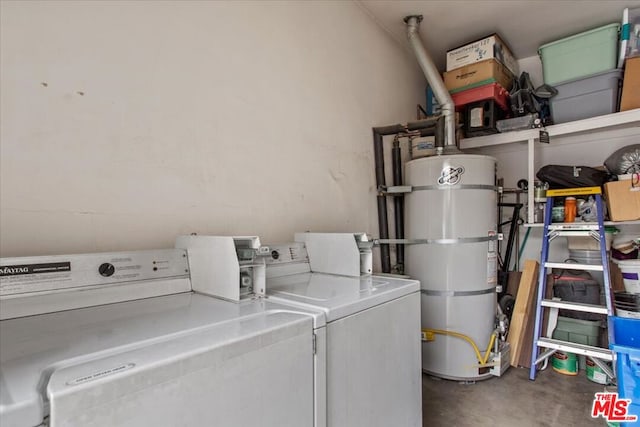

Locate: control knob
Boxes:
[98,263,115,277]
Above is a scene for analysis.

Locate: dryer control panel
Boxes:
[0,249,191,320]
[0,249,189,296]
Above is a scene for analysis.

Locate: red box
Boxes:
[452,82,509,112]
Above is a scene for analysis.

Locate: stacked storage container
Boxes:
[443,34,517,137]
[538,23,622,124]
[613,257,640,320]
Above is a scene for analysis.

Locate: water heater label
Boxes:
[438,166,465,185]
[487,253,497,285]
[487,231,497,253]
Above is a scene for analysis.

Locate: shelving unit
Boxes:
[460,109,640,223]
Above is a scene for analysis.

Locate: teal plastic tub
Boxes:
[539,23,620,85]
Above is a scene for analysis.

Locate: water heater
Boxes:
[405,154,498,380]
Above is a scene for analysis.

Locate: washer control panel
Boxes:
[264,243,308,265]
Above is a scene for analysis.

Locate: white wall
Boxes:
[0,1,425,258]
[516,55,543,87]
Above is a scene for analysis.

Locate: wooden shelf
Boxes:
[460,108,640,150]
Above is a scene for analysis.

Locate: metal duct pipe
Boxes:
[372,118,438,273]
[404,15,457,151]
[392,137,404,274]
[373,130,391,273]
[435,116,445,149]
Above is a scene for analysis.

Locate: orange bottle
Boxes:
[564,197,577,223]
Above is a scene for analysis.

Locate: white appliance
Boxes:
[0,245,322,427]
[265,233,422,427]
[175,234,327,427]
[405,154,499,381]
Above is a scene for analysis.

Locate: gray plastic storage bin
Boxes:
[550,69,622,124]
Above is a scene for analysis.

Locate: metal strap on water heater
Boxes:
[375,234,501,246]
[412,184,498,192]
[421,288,496,297]
[380,184,498,194]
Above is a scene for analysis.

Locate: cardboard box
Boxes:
[610,260,626,293]
[444,59,514,93]
[604,179,640,221]
[446,33,519,76]
[621,56,640,111]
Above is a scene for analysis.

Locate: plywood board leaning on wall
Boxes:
[507,260,539,368]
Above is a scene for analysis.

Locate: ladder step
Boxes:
[544,262,604,271]
[540,299,608,314]
[548,223,600,231]
[550,230,600,237]
[546,187,602,197]
[536,338,613,361]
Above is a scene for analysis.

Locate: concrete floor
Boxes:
[422,366,607,426]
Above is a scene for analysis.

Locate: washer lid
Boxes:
[266,273,419,322]
[0,293,318,427]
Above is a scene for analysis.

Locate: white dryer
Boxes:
[0,246,321,427]
[264,233,422,427]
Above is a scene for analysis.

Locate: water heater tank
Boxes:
[405,154,497,380]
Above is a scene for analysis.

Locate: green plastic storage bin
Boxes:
[552,316,602,345]
[552,316,603,370]
[539,23,620,85]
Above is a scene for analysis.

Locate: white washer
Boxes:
[0,248,322,427]
[265,238,422,427]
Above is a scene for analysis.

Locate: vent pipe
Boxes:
[404,15,457,152]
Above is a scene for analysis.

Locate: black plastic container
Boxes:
[553,272,602,320]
